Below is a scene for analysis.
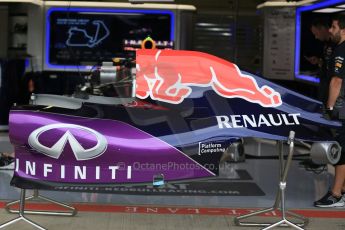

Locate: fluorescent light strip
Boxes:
[196,23,218,27]
[257,0,320,9]
[0,0,42,5]
[313,8,345,13]
[337,4,345,7]
[295,0,345,83]
[205,28,230,32]
[296,0,345,11]
[43,1,196,11]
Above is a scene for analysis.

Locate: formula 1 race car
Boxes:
[8,49,342,190]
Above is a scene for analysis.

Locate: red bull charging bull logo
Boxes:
[136,49,282,107]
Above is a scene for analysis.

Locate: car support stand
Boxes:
[0,189,46,230]
[5,189,77,216]
[234,131,309,229]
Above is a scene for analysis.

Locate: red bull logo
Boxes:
[136,49,282,107]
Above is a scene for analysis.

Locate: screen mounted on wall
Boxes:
[45,7,175,70]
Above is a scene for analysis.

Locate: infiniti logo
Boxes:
[28,124,108,160]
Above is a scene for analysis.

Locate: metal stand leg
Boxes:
[5,189,77,216]
[0,189,46,229]
[234,131,309,229]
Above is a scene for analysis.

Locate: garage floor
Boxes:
[0,158,333,208]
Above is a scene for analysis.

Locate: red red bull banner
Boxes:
[136,49,282,107]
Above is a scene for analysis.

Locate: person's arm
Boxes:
[304,56,322,66]
[327,76,343,108]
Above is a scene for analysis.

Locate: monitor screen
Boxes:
[45,7,175,70]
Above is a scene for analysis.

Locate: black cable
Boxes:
[298,159,327,175]
[244,153,310,161]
